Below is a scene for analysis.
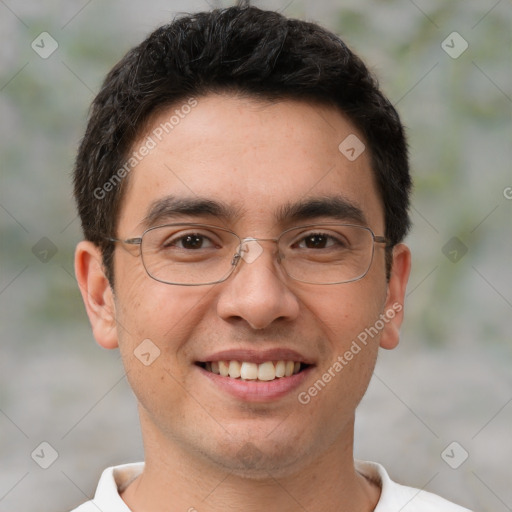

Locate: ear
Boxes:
[379,243,411,350]
[74,241,118,349]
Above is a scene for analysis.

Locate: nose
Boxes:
[216,240,300,330]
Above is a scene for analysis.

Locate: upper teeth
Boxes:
[205,360,302,381]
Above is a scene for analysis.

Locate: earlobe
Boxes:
[379,243,411,350]
[74,241,119,350]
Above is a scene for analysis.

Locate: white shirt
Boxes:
[70,460,472,511]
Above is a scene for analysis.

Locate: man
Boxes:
[72,5,471,511]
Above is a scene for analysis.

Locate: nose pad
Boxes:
[239,238,264,264]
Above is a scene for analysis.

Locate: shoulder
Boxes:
[68,462,144,512]
[355,460,473,512]
[69,503,98,512]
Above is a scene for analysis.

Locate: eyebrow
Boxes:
[141,196,243,229]
[140,194,367,229]
[276,195,367,226]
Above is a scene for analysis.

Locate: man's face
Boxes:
[79,94,409,476]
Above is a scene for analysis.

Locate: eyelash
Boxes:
[163,231,346,250]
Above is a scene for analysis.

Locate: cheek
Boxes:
[116,275,211,356]
[114,246,199,342]
[292,290,383,456]
[113,281,208,429]
[113,268,217,390]
[302,279,387,349]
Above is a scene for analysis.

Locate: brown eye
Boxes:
[163,233,216,250]
[179,234,207,249]
[295,233,340,249]
[303,234,330,249]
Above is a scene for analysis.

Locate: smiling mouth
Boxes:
[196,360,311,382]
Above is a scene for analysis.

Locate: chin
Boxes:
[201,428,312,479]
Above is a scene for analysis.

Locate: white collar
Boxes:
[85,460,471,511]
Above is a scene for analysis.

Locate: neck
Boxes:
[121,412,380,512]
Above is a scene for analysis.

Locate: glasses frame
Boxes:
[107,222,389,286]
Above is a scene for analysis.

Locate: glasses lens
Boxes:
[279,224,375,284]
[141,224,239,285]
[138,223,376,285]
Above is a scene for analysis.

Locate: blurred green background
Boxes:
[1,1,510,510]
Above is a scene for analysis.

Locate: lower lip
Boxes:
[197,365,314,402]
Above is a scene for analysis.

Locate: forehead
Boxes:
[118,94,384,234]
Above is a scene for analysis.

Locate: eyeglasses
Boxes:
[108,223,388,286]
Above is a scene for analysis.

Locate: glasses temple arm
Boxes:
[105,236,142,245]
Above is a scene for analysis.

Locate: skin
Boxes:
[75,94,411,511]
